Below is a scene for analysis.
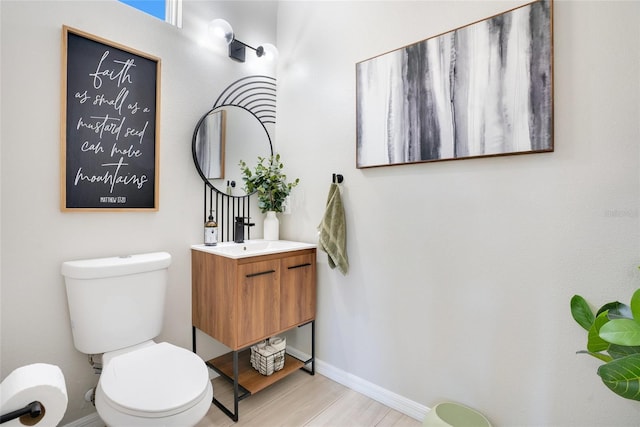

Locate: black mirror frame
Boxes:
[191,75,276,196]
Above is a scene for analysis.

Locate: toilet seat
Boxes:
[99,342,210,418]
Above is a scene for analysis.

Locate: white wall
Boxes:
[276,1,640,425]
[0,1,277,424]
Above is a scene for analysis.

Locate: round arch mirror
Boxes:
[192,105,273,196]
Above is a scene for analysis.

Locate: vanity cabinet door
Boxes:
[280,252,316,330]
[237,259,281,348]
[192,249,236,348]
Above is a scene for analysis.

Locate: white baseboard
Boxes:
[287,347,428,422]
[63,411,102,427]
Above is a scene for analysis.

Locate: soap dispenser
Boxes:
[204,211,218,246]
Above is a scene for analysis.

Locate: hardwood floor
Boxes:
[195,370,422,427]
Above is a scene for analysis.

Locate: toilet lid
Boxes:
[100,342,210,417]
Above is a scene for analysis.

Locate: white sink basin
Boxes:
[192,240,316,259]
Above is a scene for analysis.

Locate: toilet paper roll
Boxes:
[0,363,68,427]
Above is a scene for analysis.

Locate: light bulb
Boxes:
[208,19,234,45]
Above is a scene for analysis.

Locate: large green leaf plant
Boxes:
[570,288,640,401]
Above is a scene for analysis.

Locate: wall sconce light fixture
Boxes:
[208,18,278,63]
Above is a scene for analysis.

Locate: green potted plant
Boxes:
[570,287,640,401]
[239,154,299,240]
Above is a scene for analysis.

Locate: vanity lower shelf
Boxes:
[207,350,305,394]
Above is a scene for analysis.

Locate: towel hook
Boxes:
[332,173,344,184]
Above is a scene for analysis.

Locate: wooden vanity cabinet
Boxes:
[191,248,316,350]
[192,246,316,421]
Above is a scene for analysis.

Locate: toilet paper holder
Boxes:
[0,400,43,424]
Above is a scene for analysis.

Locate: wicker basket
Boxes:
[250,340,286,376]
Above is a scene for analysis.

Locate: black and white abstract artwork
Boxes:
[356,0,552,168]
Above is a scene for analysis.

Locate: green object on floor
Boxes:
[423,402,492,427]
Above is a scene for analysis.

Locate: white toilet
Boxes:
[62,252,212,427]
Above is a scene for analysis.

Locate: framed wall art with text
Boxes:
[61,26,161,210]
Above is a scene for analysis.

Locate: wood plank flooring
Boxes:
[195,370,422,427]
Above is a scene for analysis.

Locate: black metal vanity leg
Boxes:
[311,320,316,375]
[192,326,197,353]
[208,349,250,422]
[233,350,239,422]
[298,320,316,376]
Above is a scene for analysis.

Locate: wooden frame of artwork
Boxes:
[356,0,553,168]
[60,26,161,211]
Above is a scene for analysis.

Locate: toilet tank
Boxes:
[61,252,171,354]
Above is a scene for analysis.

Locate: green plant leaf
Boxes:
[596,301,620,317]
[597,354,640,401]
[600,319,640,346]
[631,288,640,322]
[609,344,640,359]
[598,301,632,320]
[588,311,611,352]
[571,295,594,330]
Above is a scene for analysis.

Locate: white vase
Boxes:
[263,211,279,241]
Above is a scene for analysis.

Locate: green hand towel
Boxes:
[318,183,348,275]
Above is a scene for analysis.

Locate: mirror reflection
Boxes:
[193,110,225,179]
[192,106,273,196]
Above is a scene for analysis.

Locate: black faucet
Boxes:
[234,217,255,243]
